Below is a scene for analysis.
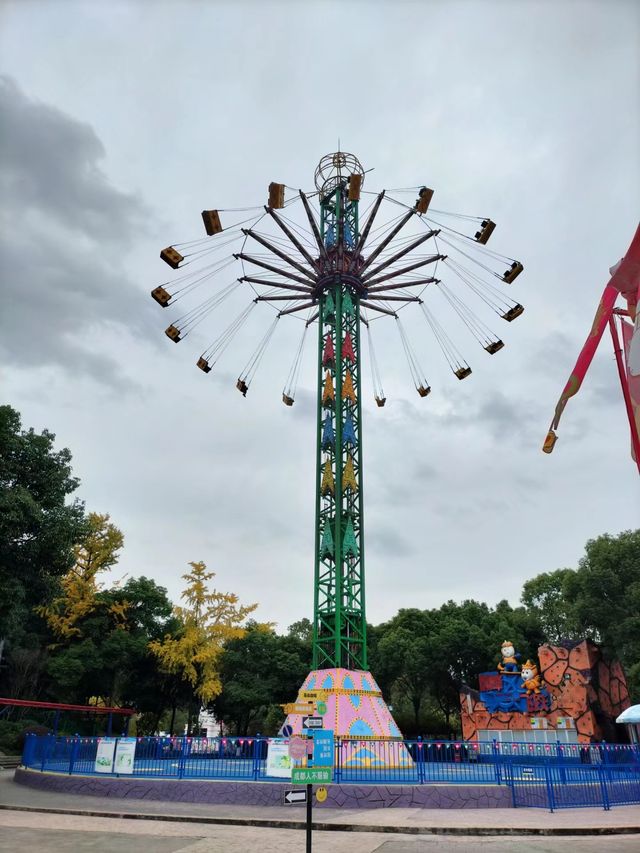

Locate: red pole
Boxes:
[609,316,640,475]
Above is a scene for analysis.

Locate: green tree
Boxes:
[287,618,313,643]
[521,530,640,699]
[521,568,579,642]
[371,599,545,737]
[44,575,178,712]
[213,623,311,735]
[374,609,433,732]
[0,405,86,653]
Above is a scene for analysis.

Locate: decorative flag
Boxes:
[342,370,357,403]
[342,455,358,492]
[321,459,334,495]
[320,522,334,558]
[322,335,335,367]
[343,290,355,317]
[322,371,335,407]
[323,293,336,323]
[342,415,356,446]
[321,416,334,450]
[343,517,358,557]
[342,332,356,363]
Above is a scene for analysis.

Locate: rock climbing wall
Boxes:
[460,639,631,743]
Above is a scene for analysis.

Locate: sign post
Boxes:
[306,778,312,853]
[289,729,334,853]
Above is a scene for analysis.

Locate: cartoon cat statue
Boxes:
[497,640,521,673]
[521,660,544,694]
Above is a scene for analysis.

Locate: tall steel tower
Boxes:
[313,154,368,671]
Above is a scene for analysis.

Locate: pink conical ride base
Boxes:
[284,668,413,769]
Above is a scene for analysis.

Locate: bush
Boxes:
[0,719,50,753]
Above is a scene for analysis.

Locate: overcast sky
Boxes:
[1,0,639,634]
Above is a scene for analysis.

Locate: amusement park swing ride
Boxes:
[151,152,525,765]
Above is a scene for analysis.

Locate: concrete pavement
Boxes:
[1,810,640,852]
[3,768,640,853]
[3,771,640,836]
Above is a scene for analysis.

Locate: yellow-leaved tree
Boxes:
[149,561,258,730]
[38,512,125,642]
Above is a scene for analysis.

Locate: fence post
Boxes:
[416,737,425,784]
[556,742,566,784]
[177,737,184,779]
[68,736,80,775]
[334,736,342,784]
[492,739,502,785]
[41,734,54,772]
[22,733,36,768]
[252,734,261,781]
[598,765,611,811]
[544,761,555,813]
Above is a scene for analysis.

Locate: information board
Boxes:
[94,737,116,773]
[114,737,136,774]
[311,730,334,767]
[266,739,292,778]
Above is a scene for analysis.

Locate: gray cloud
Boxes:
[0,76,153,385]
[0,75,143,241]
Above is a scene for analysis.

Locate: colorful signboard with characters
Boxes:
[461,638,631,743]
[477,644,552,716]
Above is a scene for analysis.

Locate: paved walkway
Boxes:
[1,810,640,852]
[2,770,640,840]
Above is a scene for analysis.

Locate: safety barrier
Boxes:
[507,761,640,811]
[21,733,640,800]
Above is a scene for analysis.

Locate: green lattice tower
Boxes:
[312,181,367,671]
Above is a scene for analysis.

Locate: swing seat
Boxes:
[502,304,524,322]
[474,219,496,244]
[160,247,183,269]
[268,183,285,209]
[484,340,504,354]
[236,379,249,396]
[415,187,434,215]
[197,357,211,373]
[454,366,472,380]
[151,286,171,307]
[282,393,294,406]
[417,384,431,397]
[375,395,386,407]
[348,173,362,202]
[202,210,223,236]
[165,325,181,342]
[503,261,524,284]
[542,429,558,454]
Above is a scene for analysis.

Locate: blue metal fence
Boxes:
[508,760,640,811]
[20,733,640,809]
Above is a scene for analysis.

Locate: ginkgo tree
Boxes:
[149,561,260,732]
[38,512,125,641]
